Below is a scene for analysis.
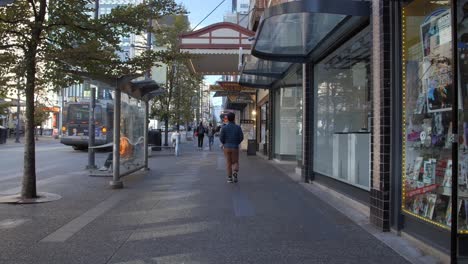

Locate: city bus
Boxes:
[60,100,114,150]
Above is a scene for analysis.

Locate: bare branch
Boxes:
[0,44,26,51]
[27,0,38,19]
[0,17,30,25]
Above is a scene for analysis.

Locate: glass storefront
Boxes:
[313,26,371,190]
[273,70,302,162]
[260,102,268,155]
[401,0,456,230]
[457,0,468,234]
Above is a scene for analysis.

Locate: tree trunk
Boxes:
[164,117,169,146]
[21,51,38,199]
[21,0,46,199]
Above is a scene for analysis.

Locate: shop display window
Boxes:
[273,70,303,161]
[401,0,468,231]
[457,0,468,234]
[313,26,371,189]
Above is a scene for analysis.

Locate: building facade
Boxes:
[241,0,468,260]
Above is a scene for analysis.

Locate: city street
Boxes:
[0,138,433,264]
[0,137,110,195]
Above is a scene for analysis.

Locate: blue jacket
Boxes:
[219,122,243,149]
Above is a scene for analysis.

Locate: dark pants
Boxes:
[104,153,112,168]
[197,135,204,148]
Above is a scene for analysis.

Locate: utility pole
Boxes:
[58,88,64,137]
[143,12,152,170]
[174,64,180,131]
[87,0,98,169]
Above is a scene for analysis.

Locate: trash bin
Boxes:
[148,129,162,151]
[247,139,256,156]
[0,126,7,144]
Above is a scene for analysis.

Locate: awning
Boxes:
[238,73,278,89]
[179,22,255,75]
[242,55,292,78]
[210,81,257,93]
[251,0,370,63]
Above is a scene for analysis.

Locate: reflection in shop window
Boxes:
[313,26,371,190]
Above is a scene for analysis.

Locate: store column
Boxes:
[370,0,393,231]
[303,63,314,182]
[268,91,274,160]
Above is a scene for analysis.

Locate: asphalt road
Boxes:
[0,138,110,195]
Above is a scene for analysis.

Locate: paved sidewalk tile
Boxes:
[0,141,410,264]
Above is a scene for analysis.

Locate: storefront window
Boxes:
[274,71,302,162]
[313,26,371,190]
[260,103,268,155]
[296,69,303,165]
[457,0,468,233]
[401,0,454,229]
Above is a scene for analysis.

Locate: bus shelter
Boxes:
[87,75,163,189]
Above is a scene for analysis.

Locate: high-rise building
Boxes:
[232,0,249,14]
[61,0,146,102]
[90,0,144,61]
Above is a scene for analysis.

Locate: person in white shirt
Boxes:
[171,129,180,156]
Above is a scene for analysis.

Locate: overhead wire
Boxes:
[191,0,227,31]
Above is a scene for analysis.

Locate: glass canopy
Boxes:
[242,55,292,78]
[251,0,370,62]
[239,73,279,88]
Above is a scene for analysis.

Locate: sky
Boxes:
[177,0,232,31]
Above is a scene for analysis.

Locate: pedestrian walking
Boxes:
[207,123,215,150]
[219,112,244,183]
[171,129,180,156]
[195,121,206,150]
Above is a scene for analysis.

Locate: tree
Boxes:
[0,0,184,199]
[150,15,202,143]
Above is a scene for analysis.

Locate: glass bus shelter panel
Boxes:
[119,93,145,175]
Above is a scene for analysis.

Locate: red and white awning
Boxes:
[179,22,255,75]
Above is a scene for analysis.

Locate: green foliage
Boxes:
[33,102,49,127]
[0,0,185,94]
[0,100,11,115]
[0,0,185,198]
[150,15,202,126]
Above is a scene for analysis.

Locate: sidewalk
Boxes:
[1,135,58,147]
[0,141,414,264]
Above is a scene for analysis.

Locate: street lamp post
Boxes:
[143,16,152,171]
[58,88,64,137]
[87,0,99,169]
[87,83,96,169]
